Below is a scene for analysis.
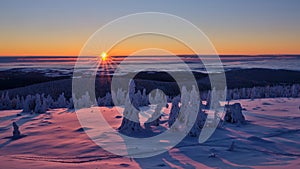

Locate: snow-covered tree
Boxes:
[11,96,22,110]
[118,80,144,133]
[118,94,142,134]
[241,88,247,99]
[34,94,42,113]
[176,86,190,128]
[232,88,240,100]
[145,89,166,128]
[187,86,203,136]
[41,98,47,113]
[111,88,127,106]
[77,91,92,108]
[141,89,148,106]
[129,79,136,96]
[22,95,33,113]
[291,84,300,98]
[134,90,142,106]
[32,94,47,113]
[1,92,12,110]
[97,96,102,106]
[46,95,54,108]
[57,93,67,108]
[15,95,22,109]
[67,98,74,109]
[264,86,270,98]
[168,96,180,127]
[103,92,112,106]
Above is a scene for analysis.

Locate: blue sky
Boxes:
[1,0,299,55]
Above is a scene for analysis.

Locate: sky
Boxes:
[0,0,300,56]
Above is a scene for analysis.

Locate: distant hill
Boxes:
[1,68,300,99]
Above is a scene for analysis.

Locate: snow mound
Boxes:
[224,103,246,124]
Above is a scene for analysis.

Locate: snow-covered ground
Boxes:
[0,98,300,169]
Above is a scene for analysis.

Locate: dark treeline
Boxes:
[1,68,300,100]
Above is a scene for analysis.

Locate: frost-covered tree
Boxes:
[128,80,142,109]
[97,96,102,106]
[145,89,166,128]
[168,96,180,127]
[232,88,240,100]
[250,87,256,100]
[103,92,112,106]
[22,95,33,113]
[129,79,136,96]
[46,95,54,108]
[118,80,143,133]
[291,84,300,98]
[187,86,201,136]
[34,94,42,113]
[15,95,22,109]
[134,90,142,106]
[57,93,67,108]
[118,94,142,134]
[264,86,270,98]
[111,88,126,106]
[67,98,74,109]
[32,94,47,113]
[188,86,207,137]
[11,96,22,110]
[41,98,47,113]
[77,91,92,108]
[141,89,148,106]
[241,88,247,99]
[1,92,12,110]
[97,92,112,107]
[118,88,126,105]
[177,86,189,127]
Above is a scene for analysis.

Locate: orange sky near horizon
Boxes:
[1,32,299,57]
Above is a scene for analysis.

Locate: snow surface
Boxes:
[0,98,300,169]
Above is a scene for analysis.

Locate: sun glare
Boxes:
[100,52,108,61]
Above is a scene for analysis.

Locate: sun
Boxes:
[100,52,108,61]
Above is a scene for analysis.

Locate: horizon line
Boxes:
[0,54,299,57]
